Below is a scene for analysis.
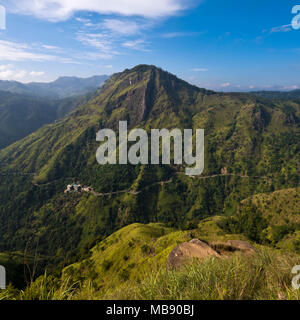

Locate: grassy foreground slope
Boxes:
[0,64,299,277]
[1,220,299,300]
[61,219,247,289]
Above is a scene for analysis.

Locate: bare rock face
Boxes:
[225,240,257,254]
[167,239,258,269]
[167,239,220,269]
[210,240,257,256]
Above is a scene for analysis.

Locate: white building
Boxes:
[64,183,82,193]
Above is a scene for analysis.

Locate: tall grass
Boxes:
[1,248,299,300]
[103,248,300,300]
[0,275,80,300]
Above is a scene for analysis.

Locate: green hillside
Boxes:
[218,187,300,252]
[0,64,299,280]
[1,221,299,300]
[0,90,94,150]
[60,218,253,290]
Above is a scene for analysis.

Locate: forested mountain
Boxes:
[0,64,299,276]
[0,75,109,99]
[0,90,96,150]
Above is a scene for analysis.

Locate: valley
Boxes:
[0,65,299,299]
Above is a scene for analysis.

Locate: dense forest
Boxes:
[0,65,299,291]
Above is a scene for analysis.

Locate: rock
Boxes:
[167,239,220,269]
[210,240,257,255]
[167,239,258,269]
[225,240,257,255]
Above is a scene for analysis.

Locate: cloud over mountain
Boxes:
[6,0,192,21]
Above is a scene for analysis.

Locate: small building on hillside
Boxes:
[64,183,82,193]
[221,167,228,175]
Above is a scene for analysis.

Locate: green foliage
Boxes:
[218,187,300,249]
[0,90,93,150]
[0,65,299,291]
[2,227,299,300]
[103,248,300,300]
[219,207,268,242]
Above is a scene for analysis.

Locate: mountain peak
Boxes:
[92,64,209,127]
[117,64,184,83]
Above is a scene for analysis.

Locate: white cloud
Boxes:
[29,71,45,76]
[77,33,112,51]
[0,69,14,79]
[0,64,13,71]
[0,40,76,63]
[0,40,54,61]
[77,51,114,60]
[271,24,292,33]
[282,85,299,90]
[122,39,149,51]
[101,19,142,35]
[75,17,94,27]
[0,64,46,82]
[75,17,153,57]
[42,44,61,50]
[191,68,208,72]
[264,24,293,33]
[6,0,190,22]
[76,33,118,58]
[220,82,230,88]
[76,17,91,24]
[162,31,201,38]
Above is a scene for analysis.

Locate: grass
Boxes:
[61,223,181,290]
[3,220,298,301]
[59,219,246,292]
[1,247,299,300]
[96,248,300,300]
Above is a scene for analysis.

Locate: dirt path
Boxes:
[177,172,268,180]
[0,169,270,197]
[32,177,75,187]
[86,173,269,198]
[90,179,173,197]
[0,172,35,176]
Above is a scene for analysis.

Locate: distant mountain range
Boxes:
[0,90,98,150]
[0,75,110,99]
[0,64,299,270]
[0,75,110,149]
[249,89,300,101]
[0,64,299,299]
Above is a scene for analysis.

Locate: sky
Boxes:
[0,0,299,91]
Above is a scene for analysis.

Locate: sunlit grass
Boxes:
[2,247,299,300]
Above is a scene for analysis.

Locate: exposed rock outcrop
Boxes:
[225,240,257,254]
[167,239,257,269]
[167,239,220,269]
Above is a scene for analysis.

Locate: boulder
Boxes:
[167,239,220,269]
[167,239,258,269]
[225,240,257,254]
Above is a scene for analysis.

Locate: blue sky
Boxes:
[0,0,299,91]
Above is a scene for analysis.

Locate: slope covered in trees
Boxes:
[0,64,299,274]
[0,90,96,149]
